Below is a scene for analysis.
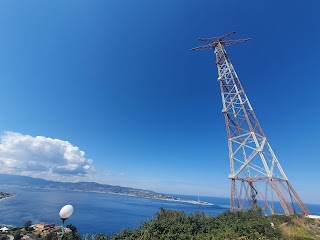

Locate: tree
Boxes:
[66,224,81,240]
[13,230,21,240]
[44,232,56,240]
[24,220,32,231]
[66,224,77,232]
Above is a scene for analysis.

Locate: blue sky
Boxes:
[0,1,319,203]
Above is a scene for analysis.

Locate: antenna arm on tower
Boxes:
[222,38,251,46]
[190,44,214,51]
[198,32,236,43]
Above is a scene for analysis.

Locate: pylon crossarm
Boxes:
[223,38,251,46]
[198,32,236,43]
[190,44,213,51]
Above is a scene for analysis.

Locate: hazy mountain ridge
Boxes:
[0,174,168,199]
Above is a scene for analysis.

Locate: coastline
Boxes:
[98,191,215,206]
[0,185,214,206]
[58,189,215,206]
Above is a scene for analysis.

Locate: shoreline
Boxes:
[0,185,214,206]
[100,191,215,206]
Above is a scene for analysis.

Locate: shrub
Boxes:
[90,206,283,240]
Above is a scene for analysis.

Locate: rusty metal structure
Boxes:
[191,32,309,215]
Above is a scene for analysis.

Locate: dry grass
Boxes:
[279,218,320,240]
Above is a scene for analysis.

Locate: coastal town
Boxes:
[0,221,74,240]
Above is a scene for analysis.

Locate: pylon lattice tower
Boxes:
[192,32,309,215]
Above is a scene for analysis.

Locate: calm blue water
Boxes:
[0,186,319,236]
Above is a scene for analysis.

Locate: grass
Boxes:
[276,217,320,239]
[5,211,320,239]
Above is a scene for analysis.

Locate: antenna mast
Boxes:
[192,32,309,215]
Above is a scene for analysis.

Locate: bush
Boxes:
[13,231,21,240]
[24,220,32,231]
[89,206,282,240]
[44,232,57,240]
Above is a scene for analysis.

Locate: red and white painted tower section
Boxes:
[192,32,309,215]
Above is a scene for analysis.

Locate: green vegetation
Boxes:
[81,206,320,240]
[66,223,81,239]
[85,206,281,239]
[13,230,21,240]
[24,220,32,231]
[5,207,320,239]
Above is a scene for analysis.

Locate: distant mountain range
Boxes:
[0,174,215,206]
[0,174,170,200]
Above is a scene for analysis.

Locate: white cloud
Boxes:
[0,131,94,180]
[0,132,229,198]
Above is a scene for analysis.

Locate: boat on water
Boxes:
[161,195,214,206]
[193,201,214,206]
[191,195,214,206]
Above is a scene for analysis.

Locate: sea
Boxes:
[0,186,319,236]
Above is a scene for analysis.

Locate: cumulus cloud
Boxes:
[0,131,94,180]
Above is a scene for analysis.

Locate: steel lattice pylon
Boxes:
[192,32,309,215]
